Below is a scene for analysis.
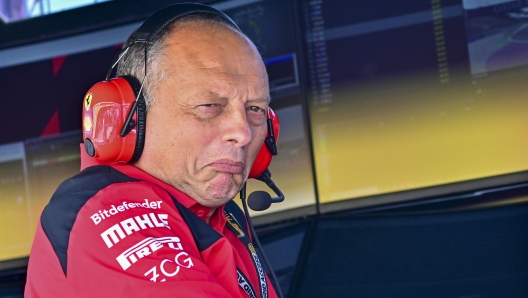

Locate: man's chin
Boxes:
[202,173,242,206]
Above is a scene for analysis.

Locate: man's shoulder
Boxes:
[42,165,139,224]
[38,165,176,275]
[55,165,140,198]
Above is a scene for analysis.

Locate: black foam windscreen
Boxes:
[248,190,273,211]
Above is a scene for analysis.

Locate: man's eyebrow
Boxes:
[248,97,271,104]
[205,91,271,104]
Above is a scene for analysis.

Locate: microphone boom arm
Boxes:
[255,169,284,203]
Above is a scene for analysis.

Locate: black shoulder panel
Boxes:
[170,196,222,252]
[40,166,139,276]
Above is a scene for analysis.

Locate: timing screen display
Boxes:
[301,0,528,204]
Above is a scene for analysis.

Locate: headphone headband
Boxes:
[105,3,241,81]
[130,3,241,44]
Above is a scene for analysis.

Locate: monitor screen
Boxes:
[0,45,119,262]
[0,143,32,262]
[299,0,528,206]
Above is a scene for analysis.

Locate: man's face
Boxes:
[136,25,270,208]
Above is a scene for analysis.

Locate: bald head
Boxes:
[117,14,264,110]
[149,22,268,106]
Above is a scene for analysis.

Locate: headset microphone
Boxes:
[247,191,272,211]
[247,169,284,211]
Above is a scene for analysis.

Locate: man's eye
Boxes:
[248,106,265,113]
[196,104,223,118]
[198,103,222,111]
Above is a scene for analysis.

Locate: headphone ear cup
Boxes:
[129,97,146,163]
[248,108,280,179]
[83,78,136,163]
[82,76,144,163]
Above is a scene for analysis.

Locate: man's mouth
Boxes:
[209,159,245,174]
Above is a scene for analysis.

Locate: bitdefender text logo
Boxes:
[91,199,162,225]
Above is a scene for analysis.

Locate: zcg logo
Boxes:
[144,252,194,282]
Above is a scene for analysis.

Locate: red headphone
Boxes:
[82,3,279,179]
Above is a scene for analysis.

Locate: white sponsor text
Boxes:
[91,199,162,225]
[116,236,183,270]
[100,213,169,248]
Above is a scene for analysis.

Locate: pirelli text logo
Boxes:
[117,236,183,270]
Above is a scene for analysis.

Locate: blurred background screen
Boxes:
[300,0,528,205]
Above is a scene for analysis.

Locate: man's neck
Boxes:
[206,208,217,224]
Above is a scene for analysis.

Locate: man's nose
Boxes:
[222,107,252,147]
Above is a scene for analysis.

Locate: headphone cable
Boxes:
[240,183,284,298]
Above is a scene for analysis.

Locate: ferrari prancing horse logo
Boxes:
[84,93,93,111]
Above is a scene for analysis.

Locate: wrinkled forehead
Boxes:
[164,24,268,78]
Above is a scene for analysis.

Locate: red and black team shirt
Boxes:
[25,163,278,298]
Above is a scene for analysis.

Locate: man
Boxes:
[25,4,279,298]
